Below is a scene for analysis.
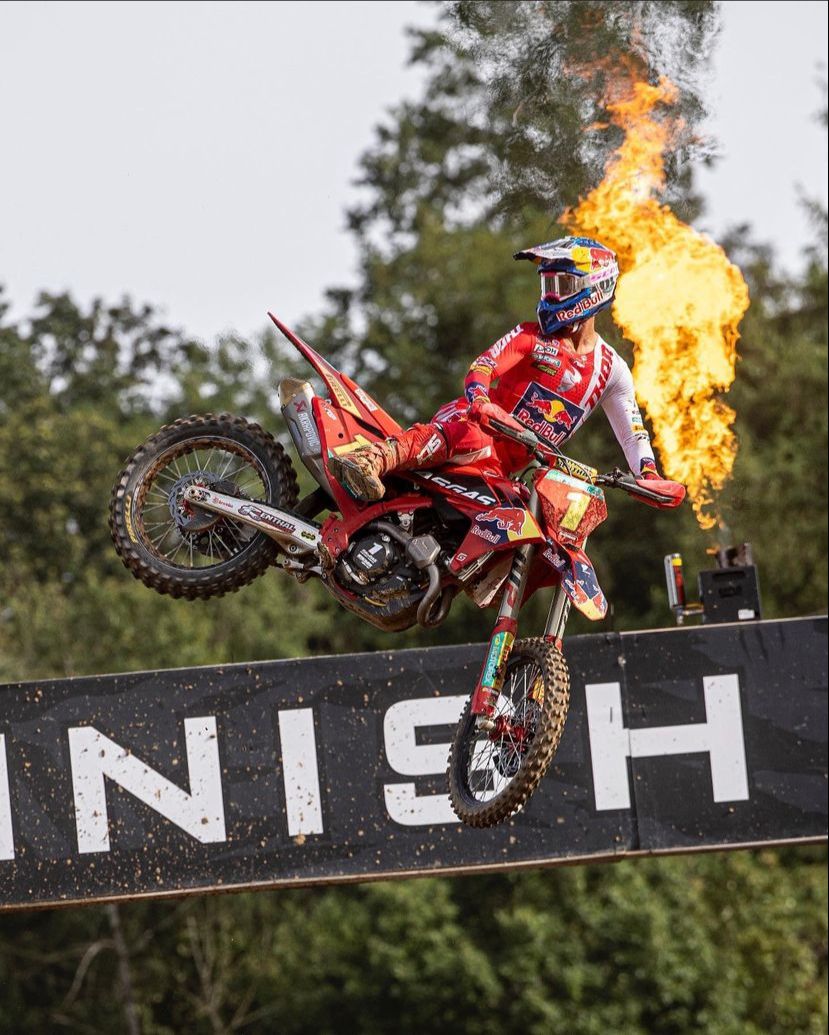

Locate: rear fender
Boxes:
[540,540,607,620]
[268,313,401,437]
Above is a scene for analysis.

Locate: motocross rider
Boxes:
[329,236,686,509]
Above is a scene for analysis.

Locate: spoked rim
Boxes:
[134,436,272,571]
[461,657,544,805]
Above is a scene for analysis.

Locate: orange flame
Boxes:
[564,77,750,530]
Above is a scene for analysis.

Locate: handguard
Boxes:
[596,468,686,509]
[632,476,686,509]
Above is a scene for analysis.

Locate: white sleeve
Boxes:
[600,357,657,476]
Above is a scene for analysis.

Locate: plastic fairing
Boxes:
[267,313,402,438]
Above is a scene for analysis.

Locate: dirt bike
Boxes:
[109,314,677,828]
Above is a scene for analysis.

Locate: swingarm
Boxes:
[181,485,321,557]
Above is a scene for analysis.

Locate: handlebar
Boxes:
[482,415,678,507]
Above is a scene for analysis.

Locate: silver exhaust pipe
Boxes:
[279,378,335,494]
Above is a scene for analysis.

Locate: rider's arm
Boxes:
[600,358,659,477]
[464,324,535,404]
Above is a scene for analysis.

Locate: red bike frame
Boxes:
[266,313,669,723]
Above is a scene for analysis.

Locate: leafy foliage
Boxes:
[0,1,826,1030]
[0,851,825,1033]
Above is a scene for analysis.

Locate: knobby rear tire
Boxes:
[109,413,299,599]
[447,637,570,828]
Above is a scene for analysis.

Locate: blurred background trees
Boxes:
[0,1,825,1030]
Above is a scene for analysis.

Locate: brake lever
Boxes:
[595,467,628,487]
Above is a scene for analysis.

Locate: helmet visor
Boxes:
[541,270,587,300]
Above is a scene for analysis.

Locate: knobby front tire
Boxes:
[109,413,299,599]
[447,637,570,828]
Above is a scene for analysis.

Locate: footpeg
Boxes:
[475,716,496,732]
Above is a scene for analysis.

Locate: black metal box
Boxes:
[698,565,763,623]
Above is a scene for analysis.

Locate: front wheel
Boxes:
[447,637,570,827]
[109,413,299,599]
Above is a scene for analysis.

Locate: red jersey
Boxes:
[462,322,657,476]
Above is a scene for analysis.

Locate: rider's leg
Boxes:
[329,423,449,502]
[329,401,497,501]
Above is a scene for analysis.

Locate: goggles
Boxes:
[540,269,588,300]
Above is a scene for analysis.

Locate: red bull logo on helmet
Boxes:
[513,382,584,444]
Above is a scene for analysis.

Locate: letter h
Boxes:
[585,675,749,811]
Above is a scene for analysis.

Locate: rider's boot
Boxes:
[330,425,448,502]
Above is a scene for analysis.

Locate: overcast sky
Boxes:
[1,1,826,344]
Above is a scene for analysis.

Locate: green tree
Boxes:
[1,850,825,1033]
[0,4,826,1033]
[302,2,718,413]
[0,289,356,680]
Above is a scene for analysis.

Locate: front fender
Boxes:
[540,541,607,620]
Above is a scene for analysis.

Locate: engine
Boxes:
[336,530,414,603]
[329,521,453,632]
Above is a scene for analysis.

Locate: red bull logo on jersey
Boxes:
[512,382,584,444]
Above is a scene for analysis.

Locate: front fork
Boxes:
[543,586,571,651]
[469,490,572,723]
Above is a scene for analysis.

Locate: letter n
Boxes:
[68,717,226,854]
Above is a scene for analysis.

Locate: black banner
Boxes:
[0,617,825,910]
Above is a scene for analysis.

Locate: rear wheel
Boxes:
[109,413,299,599]
[447,637,569,827]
